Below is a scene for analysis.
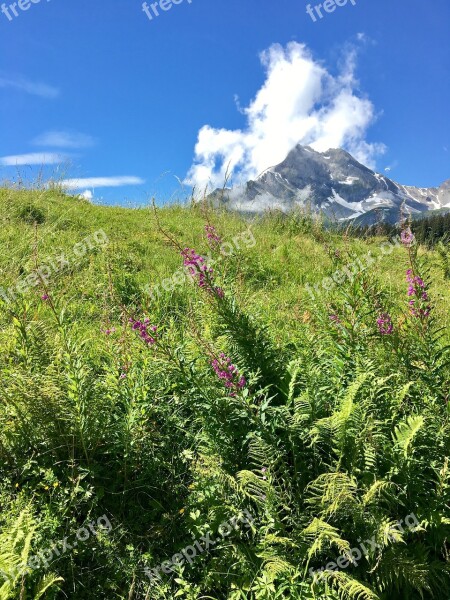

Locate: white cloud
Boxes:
[32,130,96,149]
[186,42,385,191]
[0,76,59,99]
[0,152,68,166]
[78,190,94,200]
[61,176,145,189]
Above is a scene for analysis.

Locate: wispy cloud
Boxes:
[0,77,59,99]
[61,177,145,189]
[0,153,69,166]
[32,130,96,149]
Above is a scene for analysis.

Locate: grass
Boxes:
[0,186,449,599]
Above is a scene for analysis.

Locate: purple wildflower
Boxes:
[181,247,224,298]
[377,313,394,335]
[129,318,158,346]
[211,354,246,396]
[205,224,222,248]
[401,228,415,246]
[41,294,49,301]
[406,269,431,318]
[329,314,340,323]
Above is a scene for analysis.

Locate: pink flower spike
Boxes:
[401,228,415,246]
[376,313,394,335]
[211,354,246,396]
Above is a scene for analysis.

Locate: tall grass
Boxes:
[0,187,449,599]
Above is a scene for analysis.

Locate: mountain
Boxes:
[211,145,450,224]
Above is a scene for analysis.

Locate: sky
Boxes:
[0,0,449,205]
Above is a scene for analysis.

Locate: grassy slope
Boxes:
[0,187,448,342]
[1,186,449,600]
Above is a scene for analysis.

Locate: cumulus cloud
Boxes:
[186,42,385,191]
[0,76,59,99]
[61,176,145,189]
[0,152,68,166]
[78,190,94,200]
[32,130,96,149]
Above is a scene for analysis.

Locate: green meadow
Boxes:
[0,186,449,599]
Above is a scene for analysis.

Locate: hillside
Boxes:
[0,187,448,337]
[0,186,450,599]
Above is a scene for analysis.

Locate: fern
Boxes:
[0,508,63,600]
[393,415,425,458]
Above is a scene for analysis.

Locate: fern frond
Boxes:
[321,569,380,600]
[302,518,351,559]
[393,415,424,457]
[33,573,64,599]
[306,473,358,518]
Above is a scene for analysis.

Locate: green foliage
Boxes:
[0,187,449,598]
[15,203,46,225]
[436,238,450,279]
[0,507,62,599]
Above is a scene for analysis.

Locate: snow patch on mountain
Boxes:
[210,144,450,224]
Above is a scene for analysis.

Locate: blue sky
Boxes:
[0,0,449,205]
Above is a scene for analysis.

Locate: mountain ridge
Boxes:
[211,144,450,224]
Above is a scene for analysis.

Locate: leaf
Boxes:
[393,415,424,457]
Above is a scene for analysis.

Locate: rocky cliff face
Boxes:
[212,145,450,224]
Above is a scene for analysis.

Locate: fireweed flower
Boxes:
[401,228,415,246]
[211,353,246,396]
[181,248,224,298]
[129,317,158,345]
[205,224,222,248]
[406,269,431,318]
[377,313,394,335]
